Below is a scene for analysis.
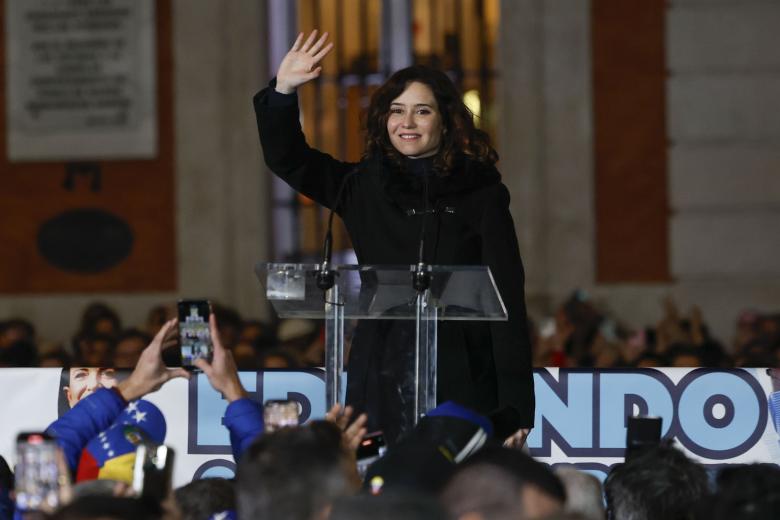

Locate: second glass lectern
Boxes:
[255,263,507,425]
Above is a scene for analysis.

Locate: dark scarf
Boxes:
[376,153,501,210]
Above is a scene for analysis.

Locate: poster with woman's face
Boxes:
[57,367,128,416]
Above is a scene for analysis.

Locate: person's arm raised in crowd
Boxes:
[115,318,191,401]
[254,30,357,211]
[47,319,190,472]
[193,315,260,463]
[325,404,368,452]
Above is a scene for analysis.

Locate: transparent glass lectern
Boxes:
[255,263,507,425]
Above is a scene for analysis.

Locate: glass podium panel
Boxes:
[255,262,507,429]
[256,263,507,321]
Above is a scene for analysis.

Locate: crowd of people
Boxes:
[1,296,777,519]
[0,302,323,371]
[1,293,779,371]
[1,312,778,520]
[531,291,780,369]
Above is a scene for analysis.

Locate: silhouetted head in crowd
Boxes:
[276,319,319,349]
[0,340,38,367]
[40,347,72,368]
[49,496,162,520]
[0,455,12,491]
[78,302,122,339]
[75,333,116,367]
[734,339,778,367]
[441,446,566,520]
[331,492,447,520]
[667,343,705,368]
[363,439,456,497]
[146,304,175,337]
[212,304,244,350]
[113,329,151,368]
[232,341,259,370]
[174,477,235,520]
[259,348,300,369]
[240,319,276,349]
[733,309,762,353]
[0,318,35,349]
[759,313,780,345]
[233,320,278,370]
[633,352,668,368]
[236,420,358,520]
[559,291,603,366]
[604,441,708,520]
[553,466,605,520]
[542,514,591,520]
[698,463,780,520]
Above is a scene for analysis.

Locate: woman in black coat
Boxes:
[255,30,534,447]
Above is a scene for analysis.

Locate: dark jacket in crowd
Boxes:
[254,83,534,440]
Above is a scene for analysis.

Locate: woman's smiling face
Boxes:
[386,81,444,158]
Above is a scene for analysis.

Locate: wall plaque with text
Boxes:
[5,0,157,161]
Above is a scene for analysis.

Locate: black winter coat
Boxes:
[254,85,534,440]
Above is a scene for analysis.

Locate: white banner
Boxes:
[0,368,777,487]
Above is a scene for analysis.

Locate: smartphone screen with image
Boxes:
[178,300,213,367]
[263,400,300,433]
[15,432,62,512]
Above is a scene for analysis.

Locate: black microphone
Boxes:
[412,162,432,292]
[316,168,358,291]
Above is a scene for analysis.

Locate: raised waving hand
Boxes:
[275,30,334,94]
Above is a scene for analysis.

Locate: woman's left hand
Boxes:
[503,428,531,449]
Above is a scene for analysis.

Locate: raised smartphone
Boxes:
[263,399,300,433]
[15,432,62,512]
[132,444,174,502]
[178,299,213,367]
[356,431,387,478]
[625,416,662,460]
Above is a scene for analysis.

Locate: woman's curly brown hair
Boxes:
[363,65,498,175]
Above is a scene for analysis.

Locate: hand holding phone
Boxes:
[192,313,247,403]
[117,319,190,402]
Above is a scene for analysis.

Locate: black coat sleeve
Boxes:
[481,183,535,430]
[253,83,357,210]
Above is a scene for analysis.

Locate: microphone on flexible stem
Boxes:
[412,163,432,293]
[316,169,358,292]
[316,225,336,291]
